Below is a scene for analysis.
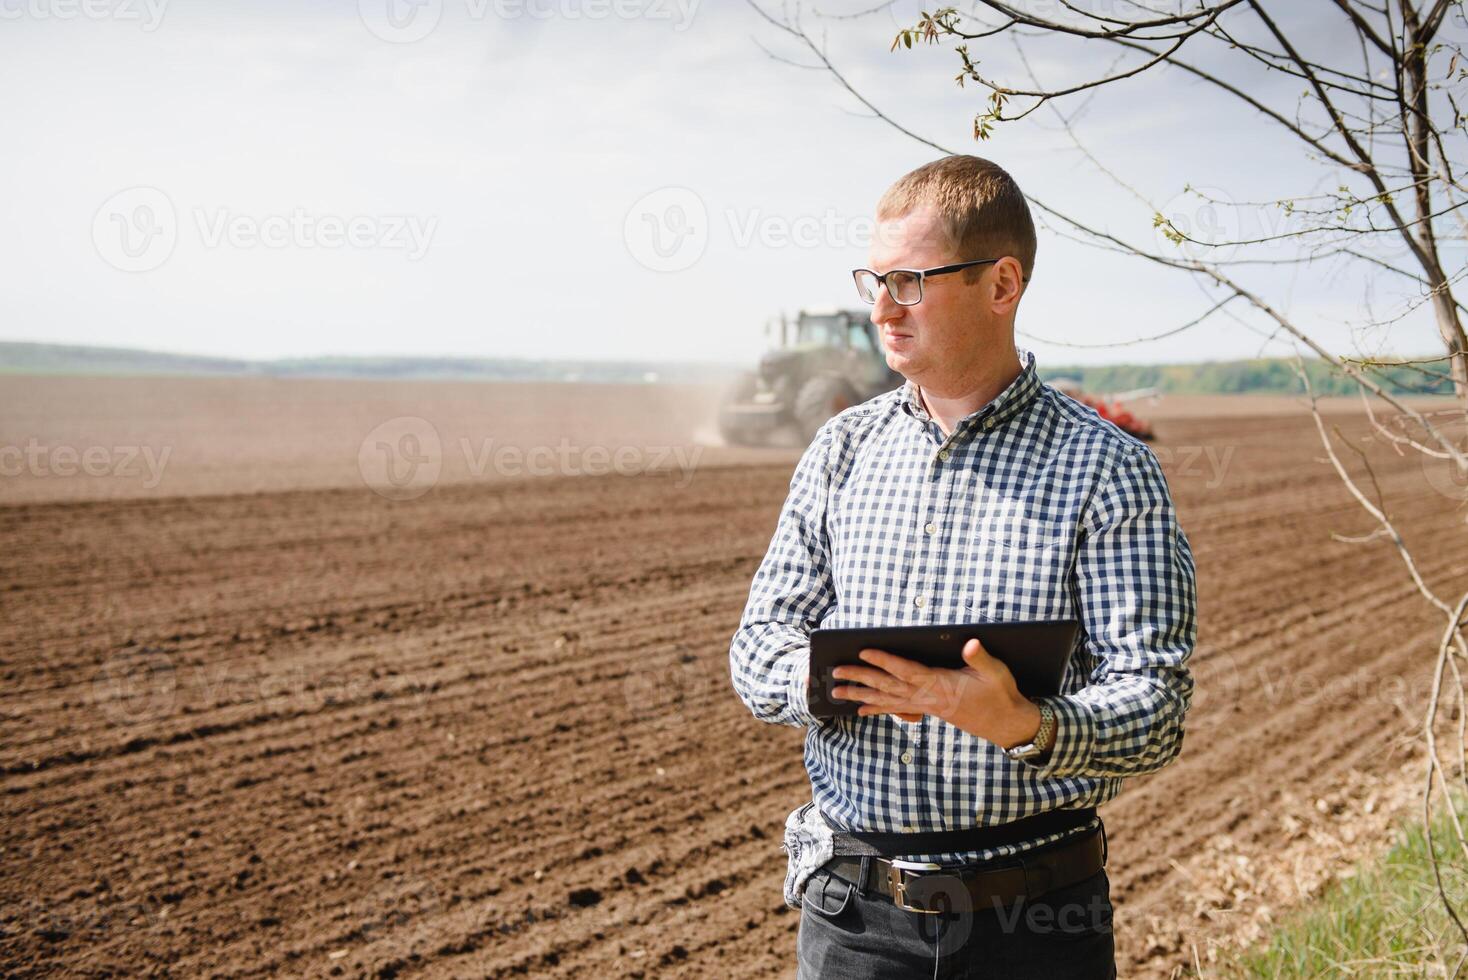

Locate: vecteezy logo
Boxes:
[623,187,708,273]
[358,0,442,42]
[1422,418,1468,503]
[92,187,177,273]
[358,416,443,500]
[91,652,178,725]
[1153,184,1251,264]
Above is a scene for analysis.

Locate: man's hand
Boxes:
[830,638,1043,749]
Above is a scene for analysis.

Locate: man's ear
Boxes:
[991,258,1026,311]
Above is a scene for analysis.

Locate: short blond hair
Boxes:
[876,155,1037,285]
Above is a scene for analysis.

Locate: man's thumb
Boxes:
[962,637,985,665]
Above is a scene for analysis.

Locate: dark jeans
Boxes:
[796,860,1116,980]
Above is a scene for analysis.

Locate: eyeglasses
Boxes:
[851,259,1003,307]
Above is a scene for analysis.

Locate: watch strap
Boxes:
[1006,700,1055,759]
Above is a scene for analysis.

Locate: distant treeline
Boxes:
[1039,356,1454,397]
[0,341,1454,395]
[0,342,740,385]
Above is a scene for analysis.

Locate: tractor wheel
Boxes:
[718,419,765,447]
[793,375,857,445]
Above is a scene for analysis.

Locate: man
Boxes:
[728,155,1197,979]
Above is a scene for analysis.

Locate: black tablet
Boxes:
[807,619,1082,718]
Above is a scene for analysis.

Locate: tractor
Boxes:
[717,308,904,447]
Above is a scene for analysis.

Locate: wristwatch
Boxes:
[1004,700,1056,762]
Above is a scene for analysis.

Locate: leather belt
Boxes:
[820,804,1098,856]
[819,822,1107,916]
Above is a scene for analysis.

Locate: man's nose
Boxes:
[871,279,905,324]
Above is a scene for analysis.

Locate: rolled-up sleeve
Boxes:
[1022,443,1197,779]
[728,422,839,728]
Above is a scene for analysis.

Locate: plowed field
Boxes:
[2,378,1464,977]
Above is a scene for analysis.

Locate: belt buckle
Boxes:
[887,859,945,915]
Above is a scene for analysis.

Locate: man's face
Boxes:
[866,205,995,386]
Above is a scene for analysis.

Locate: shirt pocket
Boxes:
[968,514,1074,617]
[981,517,1070,554]
[977,513,1072,556]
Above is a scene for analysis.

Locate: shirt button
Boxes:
[913,595,926,608]
[924,522,936,535]
[937,450,949,461]
[901,824,915,832]
[900,750,914,764]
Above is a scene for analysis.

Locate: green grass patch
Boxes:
[1200,789,1468,977]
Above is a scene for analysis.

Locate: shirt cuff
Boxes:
[785,649,820,728]
[1017,693,1095,778]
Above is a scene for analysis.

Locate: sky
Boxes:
[0,0,1462,367]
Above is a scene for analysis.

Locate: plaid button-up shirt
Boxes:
[729,347,1197,865]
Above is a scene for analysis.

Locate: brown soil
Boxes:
[2,379,1465,978]
[0,375,795,505]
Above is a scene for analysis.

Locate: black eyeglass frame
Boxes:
[851,258,1014,307]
